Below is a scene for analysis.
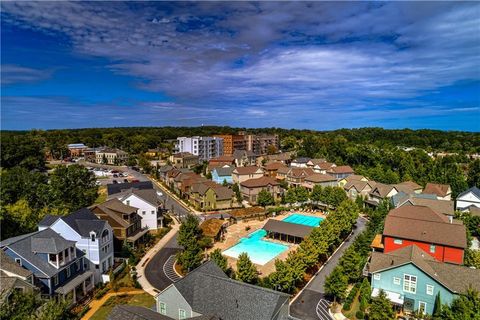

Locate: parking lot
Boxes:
[86,166,140,186]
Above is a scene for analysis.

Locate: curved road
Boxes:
[144,233,183,291]
[290,217,367,320]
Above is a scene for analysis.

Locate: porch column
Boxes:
[72,288,76,303]
[83,279,86,294]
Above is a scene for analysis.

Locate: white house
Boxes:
[38,208,114,284]
[456,186,480,211]
[115,188,164,230]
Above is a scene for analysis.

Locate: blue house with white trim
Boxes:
[0,228,94,303]
[366,245,480,315]
[211,165,234,185]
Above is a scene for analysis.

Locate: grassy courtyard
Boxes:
[89,293,155,320]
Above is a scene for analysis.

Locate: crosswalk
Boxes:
[315,299,333,320]
[163,255,182,282]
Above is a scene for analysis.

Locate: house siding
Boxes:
[384,237,464,264]
[456,192,480,209]
[371,263,455,315]
[121,194,159,230]
[155,285,198,319]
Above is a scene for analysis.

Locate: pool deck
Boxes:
[207,210,327,276]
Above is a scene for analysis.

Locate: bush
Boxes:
[355,310,364,319]
[94,287,109,299]
[77,306,91,318]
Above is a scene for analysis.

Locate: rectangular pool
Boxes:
[222,229,288,265]
[282,213,324,227]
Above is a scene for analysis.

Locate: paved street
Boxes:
[290,217,367,320]
[143,234,182,291]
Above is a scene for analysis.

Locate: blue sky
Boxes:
[1,1,479,131]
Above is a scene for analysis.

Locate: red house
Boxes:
[382,205,466,265]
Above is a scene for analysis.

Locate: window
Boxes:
[65,248,69,258]
[91,233,96,242]
[151,210,155,215]
[374,273,381,280]
[418,301,427,314]
[102,261,107,272]
[53,275,59,286]
[142,211,146,215]
[179,309,186,319]
[49,254,56,263]
[159,302,166,315]
[76,260,81,271]
[66,267,71,278]
[393,277,401,285]
[126,200,130,205]
[430,245,436,253]
[426,284,434,295]
[394,239,403,245]
[403,274,417,293]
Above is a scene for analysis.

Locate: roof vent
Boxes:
[422,231,427,235]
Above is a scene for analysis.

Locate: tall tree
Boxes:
[257,189,274,207]
[236,252,258,284]
[433,292,442,318]
[369,289,395,320]
[324,266,348,303]
[209,248,228,273]
[467,159,480,188]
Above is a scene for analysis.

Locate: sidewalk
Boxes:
[149,177,203,215]
[82,289,144,320]
[136,218,180,296]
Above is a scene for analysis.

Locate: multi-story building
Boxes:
[0,228,94,303]
[38,208,114,284]
[67,143,88,158]
[95,148,128,165]
[379,206,466,264]
[241,133,279,155]
[169,152,199,169]
[91,199,149,252]
[175,136,224,161]
[213,134,246,156]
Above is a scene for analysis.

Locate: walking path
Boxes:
[81,289,144,320]
[136,218,181,296]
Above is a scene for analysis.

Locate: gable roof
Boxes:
[211,186,234,200]
[316,162,335,170]
[264,162,286,171]
[327,165,354,174]
[212,165,234,176]
[40,208,107,237]
[400,197,454,216]
[370,183,397,198]
[292,157,311,164]
[91,199,138,228]
[369,245,480,294]
[233,166,263,175]
[200,218,226,238]
[457,186,480,200]
[307,158,327,166]
[107,181,153,196]
[289,167,315,178]
[240,176,280,188]
[344,180,375,192]
[0,229,83,278]
[383,206,466,248]
[108,305,172,320]
[118,189,162,207]
[342,174,367,183]
[167,261,289,320]
[0,250,33,278]
[305,173,337,183]
[423,183,451,197]
[263,219,313,238]
[396,180,422,191]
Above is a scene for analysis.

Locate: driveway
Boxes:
[144,233,182,291]
[290,217,367,320]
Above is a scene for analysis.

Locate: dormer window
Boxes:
[90,232,96,242]
[49,254,56,264]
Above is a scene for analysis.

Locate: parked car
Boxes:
[112,180,118,184]
[131,179,140,183]
[123,179,129,183]
[113,174,118,178]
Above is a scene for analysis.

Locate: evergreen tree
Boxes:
[324,266,348,303]
[433,292,442,318]
[368,289,395,320]
[236,252,258,284]
[284,188,297,204]
[467,159,480,188]
[210,248,228,273]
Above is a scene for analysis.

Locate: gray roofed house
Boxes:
[107,181,154,196]
[155,261,290,320]
[39,208,107,237]
[456,186,480,211]
[108,305,219,320]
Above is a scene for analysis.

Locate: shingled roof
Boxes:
[164,261,289,320]
[327,165,354,174]
[107,181,153,196]
[39,208,107,237]
[263,219,313,238]
[383,206,466,248]
[233,166,263,175]
[0,250,32,278]
[423,183,451,197]
[369,245,480,294]
[240,176,279,188]
[305,173,337,183]
[399,197,454,216]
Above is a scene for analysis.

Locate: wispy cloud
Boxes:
[1,2,479,130]
[1,64,53,85]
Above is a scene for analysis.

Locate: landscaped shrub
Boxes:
[77,306,91,318]
[355,310,365,319]
[94,287,109,299]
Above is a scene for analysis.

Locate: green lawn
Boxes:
[94,186,107,204]
[89,293,155,320]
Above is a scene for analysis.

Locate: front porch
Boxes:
[55,271,94,304]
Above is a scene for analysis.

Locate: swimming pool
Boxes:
[222,229,288,265]
[282,214,324,227]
